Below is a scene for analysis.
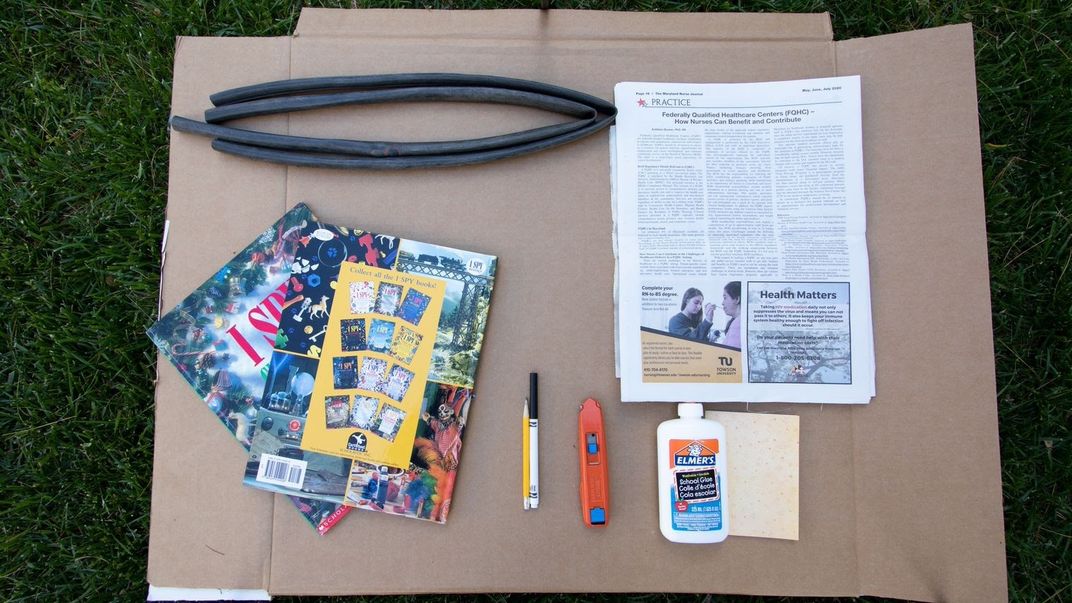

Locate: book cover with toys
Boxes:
[242,214,497,524]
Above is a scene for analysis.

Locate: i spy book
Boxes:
[242,212,497,524]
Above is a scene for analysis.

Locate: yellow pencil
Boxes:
[523,398,531,510]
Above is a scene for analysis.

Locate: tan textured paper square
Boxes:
[707,411,800,540]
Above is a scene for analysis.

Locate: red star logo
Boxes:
[637,98,647,107]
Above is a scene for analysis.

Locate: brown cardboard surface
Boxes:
[838,25,1006,602]
[147,36,291,592]
[293,8,834,41]
[149,9,1004,600]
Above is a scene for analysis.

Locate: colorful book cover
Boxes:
[332,356,359,389]
[375,282,403,316]
[242,223,398,510]
[384,365,415,402]
[324,396,350,429]
[349,395,379,430]
[357,356,389,392]
[390,326,422,365]
[349,280,375,314]
[367,318,397,354]
[146,203,351,534]
[339,318,366,352]
[396,288,431,326]
[370,403,406,442]
[243,215,497,524]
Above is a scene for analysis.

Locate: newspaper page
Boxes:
[614,76,874,403]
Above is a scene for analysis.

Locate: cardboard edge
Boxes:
[836,22,1006,602]
[146,36,190,590]
[148,33,292,594]
[147,585,271,601]
[294,8,834,42]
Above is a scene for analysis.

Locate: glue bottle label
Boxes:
[667,439,722,531]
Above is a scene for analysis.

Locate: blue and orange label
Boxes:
[668,438,722,531]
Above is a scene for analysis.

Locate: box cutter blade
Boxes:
[578,398,610,527]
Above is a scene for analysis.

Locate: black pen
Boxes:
[528,372,539,509]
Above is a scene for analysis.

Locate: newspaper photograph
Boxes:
[614,76,875,403]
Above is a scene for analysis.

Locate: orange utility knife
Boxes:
[578,398,610,527]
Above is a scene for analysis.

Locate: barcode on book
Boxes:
[255,453,308,489]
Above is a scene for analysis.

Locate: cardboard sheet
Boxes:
[149,9,1005,601]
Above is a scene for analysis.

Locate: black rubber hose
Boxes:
[170,115,597,157]
[204,86,596,124]
[171,73,617,169]
[209,72,618,116]
[209,113,614,170]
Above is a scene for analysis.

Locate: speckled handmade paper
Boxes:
[707,410,799,540]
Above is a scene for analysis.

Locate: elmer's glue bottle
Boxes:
[657,403,729,543]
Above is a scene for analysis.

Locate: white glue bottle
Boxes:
[657,403,729,543]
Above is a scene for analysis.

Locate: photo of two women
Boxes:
[667,281,741,350]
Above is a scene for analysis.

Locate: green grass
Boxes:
[1,1,1068,602]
